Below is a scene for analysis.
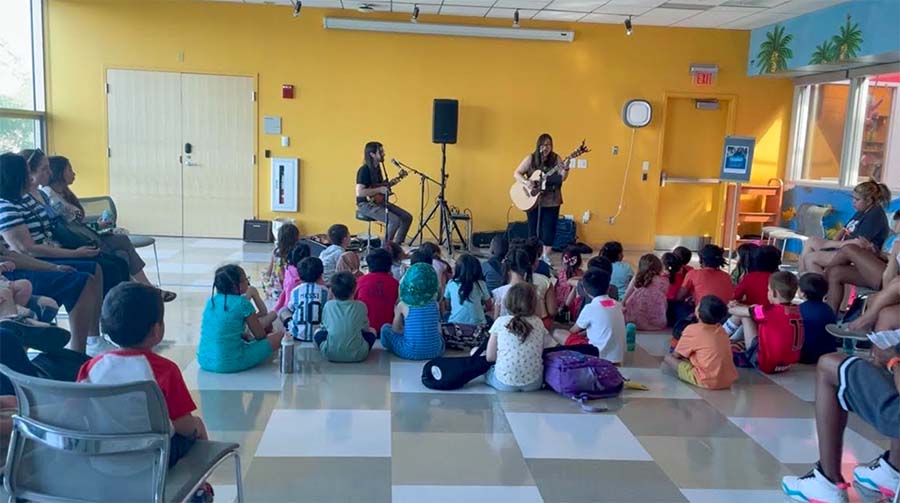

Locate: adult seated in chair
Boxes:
[841,276,900,333]
[43,155,176,302]
[799,180,891,274]
[824,211,900,314]
[355,142,413,245]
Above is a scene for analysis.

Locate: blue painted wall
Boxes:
[748,0,900,75]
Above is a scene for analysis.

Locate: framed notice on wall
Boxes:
[720,136,756,182]
[271,157,298,212]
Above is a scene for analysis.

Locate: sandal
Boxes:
[161,290,177,303]
[0,317,71,353]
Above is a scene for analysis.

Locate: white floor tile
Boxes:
[226,251,273,263]
[680,489,786,503]
[505,412,652,460]
[189,239,246,249]
[255,409,391,457]
[183,359,286,391]
[392,485,543,503]
[618,367,701,399]
[157,262,216,274]
[390,362,496,394]
[765,367,816,402]
[728,417,883,464]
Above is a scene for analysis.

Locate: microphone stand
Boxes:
[379,161,390,245]
[395,160,441,247]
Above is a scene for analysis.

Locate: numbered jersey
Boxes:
[289,283,329,342]
[751,303,804,374]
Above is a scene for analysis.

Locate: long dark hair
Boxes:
[561,246,582,279]
[505,247,533,283]
[212,264,244,310]
[505,282,537,343]
[452,254,484,304]
[662,252,681,284]
[363,141,383,172]
[47,156,86,214]
[275,223,300,263]
[634,254,662,288]
[735,243,758,278]
[531,133,558,171]
[19,149,45,173]
[0,153,29,202]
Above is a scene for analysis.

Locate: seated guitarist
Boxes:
[514,133,570,262]
[356,141,413,245]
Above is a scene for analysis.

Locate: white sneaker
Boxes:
[86,335,119,357]
[782,465,849,503]
[541,254,552,266]
[854,452,900,500]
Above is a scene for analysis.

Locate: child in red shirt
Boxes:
[725,271,803,374]
[356,248,400,332]
[733,245,781,307]
[77,283,209,473]
[678,245,734,305]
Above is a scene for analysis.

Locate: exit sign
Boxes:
[693,71,715,86]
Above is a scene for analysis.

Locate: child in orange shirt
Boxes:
[662,295,738,389]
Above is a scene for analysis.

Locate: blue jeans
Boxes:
[484,367,543,392]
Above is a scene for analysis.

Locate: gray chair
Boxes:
[0,364,243,503]
[80,196,162,286]
[763,203,831,261]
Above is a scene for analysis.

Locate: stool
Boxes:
[450,213,472,252]
[356,212,383,253]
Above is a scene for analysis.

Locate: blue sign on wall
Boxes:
[720,136,756,182]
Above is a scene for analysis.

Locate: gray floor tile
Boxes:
[280,373,390,410]
[392,432,533,486]
[243,457,391,502]
[391,393,511,433]
[638,436,795,489]
[526,459,688,502]
[694,383,815,418]
[616,398,746,437]
[621,346,664,368]
[190,390,280,431]
[297,346,392,376]
[497,389,620,414]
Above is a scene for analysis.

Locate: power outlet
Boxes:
[612,146,619,155]
[568,159,577,169]
[576,159,587,169]
[582,210,591,224]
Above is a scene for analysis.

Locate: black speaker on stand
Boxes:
[411,99,467,255]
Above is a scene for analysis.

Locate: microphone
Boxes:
[391,158,403,168]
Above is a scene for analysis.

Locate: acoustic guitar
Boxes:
[509,141,590,211]
[368,169,408,205]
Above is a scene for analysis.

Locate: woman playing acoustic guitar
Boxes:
[355,141,413,245]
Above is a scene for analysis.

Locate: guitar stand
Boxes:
[408,143,467,257]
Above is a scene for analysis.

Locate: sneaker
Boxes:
[188,482,214,503]
[782,464,849,503]
[854,452,900,500]
[86,335,119,357]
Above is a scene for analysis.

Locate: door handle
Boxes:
[185,142,193,154]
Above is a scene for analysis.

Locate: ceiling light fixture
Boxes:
[292,0,302,17]
[513,9,520,28]
[624,15,632,36]
[411,5,420,23]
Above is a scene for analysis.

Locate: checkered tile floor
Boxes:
[138,238,888,503]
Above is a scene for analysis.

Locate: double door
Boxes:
[107,69,255,238]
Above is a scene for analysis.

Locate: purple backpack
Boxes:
[543,350,624,410]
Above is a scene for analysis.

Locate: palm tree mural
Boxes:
[831,14,863,61]
[756,24,793,74]
[809,40,837,64]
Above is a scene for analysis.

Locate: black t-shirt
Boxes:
[845,207,889,250]
[356,164,384,204]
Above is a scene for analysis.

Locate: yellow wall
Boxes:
[45,0,794,248]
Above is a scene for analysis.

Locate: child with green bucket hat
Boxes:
[380,263,444,360]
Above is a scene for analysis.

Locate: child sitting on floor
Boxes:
[78,283,212,500]
[287,257,330,342]
[482,235,509,293]
[797,273,837,364]
[198,265,283,373]
[420,242,452,293]
[555,246,583,317]
[493,247,556,326]
[263,222,300,300]
[356,248,399,334]
[554,269,626,364]
[566,255,615,317]
[724,271,803,374]
[381,263,444,360]
[731,243,758,285]
[662,295,738,389]
[623,254,668,331]
[274,243,310,313]
[733,245,780,306]
[663,252,688,326]
[320,224,350,283]
[673,246,694,272]
[383,241,407,282]
[601,241,633,300]
[485,282,549,392]
[444,254,492,326]
[336,250,363,279]
[315,272,376,363]
[673,245,734,325]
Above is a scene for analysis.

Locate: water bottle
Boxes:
[280,335,295,373]
[626,322,637,352]
[842,336,854,355]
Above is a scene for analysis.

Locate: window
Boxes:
[788,64,900,190]
[0,0,45,153]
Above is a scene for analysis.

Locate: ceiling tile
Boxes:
[440,0,497,6]
[392,2,441,13]
[438,5,491,16]
[720,9,791,28]
[579,12,629,22]
[720,0,788,7]
[485,7,541,18]
[242,0,291,4]
[532,9,588,20]
[545,0,609,12]
[634,6,704,25]
[295,0,341,7]
[661,0,724,5]
[493,0,554,8]
[342,1,392,11]
[592,0,665,15]
[766,0,849,14]
[672,5,762,26]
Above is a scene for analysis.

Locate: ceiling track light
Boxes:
[292,0,302,17]
[411,4,420,23]
[624,15,632,36]
[513,9,520,28]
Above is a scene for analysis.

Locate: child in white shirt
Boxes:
[555,269,626,364]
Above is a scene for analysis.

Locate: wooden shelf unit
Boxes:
[723,178,784,252]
